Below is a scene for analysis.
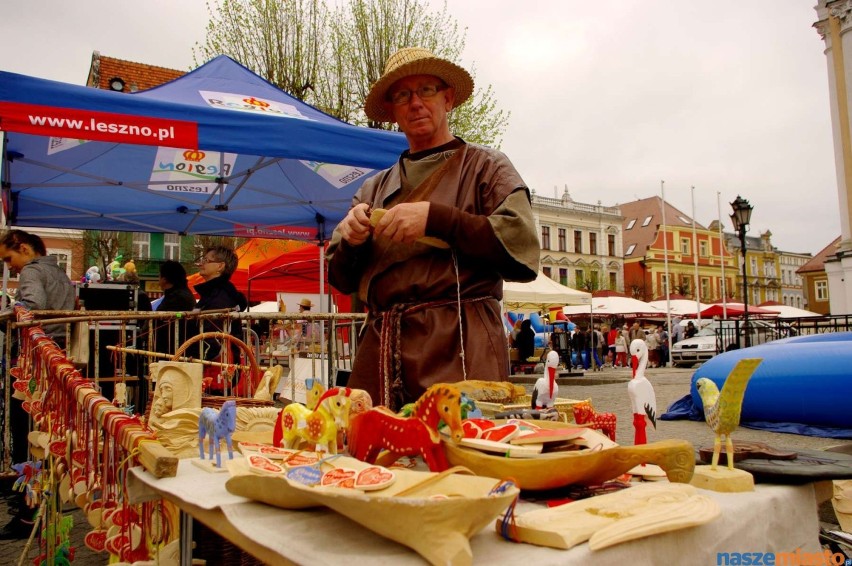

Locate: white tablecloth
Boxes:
[128,460,822,565]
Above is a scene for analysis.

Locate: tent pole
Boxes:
[316,214,327,387]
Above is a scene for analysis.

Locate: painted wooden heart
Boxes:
[72,450,87,469]
[84,529,107,552]
[354,466,396,491]
[283,453,319,467]
[320,468,356,486]
[49,440,67,458]
[480,423,520,443]
[110,506,139,528]
[105,532,129,556]
[247,454,285,475]
[12,380,29,392]
[259,446,294,459]
[286,465,322,486]
[462,420,484,439]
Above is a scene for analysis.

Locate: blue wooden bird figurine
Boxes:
[695,358,762,470]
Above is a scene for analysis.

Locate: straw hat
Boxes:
[364,47,474,123]
[299,298,314,309]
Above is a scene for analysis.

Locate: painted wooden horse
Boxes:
[348,383,464,472]
[572,399,618,442]
[198,400,237,468]
[274,387,352,454]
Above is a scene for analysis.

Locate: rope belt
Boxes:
[373,295,491,411]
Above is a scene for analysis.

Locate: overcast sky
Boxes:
[0,0,839,255]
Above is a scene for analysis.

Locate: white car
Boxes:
[670,320,788,368]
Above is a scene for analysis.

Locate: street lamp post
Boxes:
[729,196,753,348]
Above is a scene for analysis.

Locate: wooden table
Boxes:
[128,458,825,565]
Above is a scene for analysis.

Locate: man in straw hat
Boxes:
[327,47,539,410]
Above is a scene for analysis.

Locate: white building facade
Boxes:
[532,187,624,292]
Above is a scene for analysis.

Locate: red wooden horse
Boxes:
[572,399,618,442]
[347,383,463,472]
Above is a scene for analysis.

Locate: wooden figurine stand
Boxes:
[691,465,754,492]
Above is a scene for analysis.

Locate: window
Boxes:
[589,233,597,256]
[625,244,636,256]
[557,228,566,252]
[642,216,652,227]
[680,238,690,254]
[816,280,828,301]
[574,230,583,254]
[542,266,552,278]
[609,272,617,290]
[700,277,710,299]
[133,233,150,259]
[750,257,758,276]
[47,248,72,279]
[590,270,599,288]
[677,216,691,224]
[626,219,636,230]
[699,240,708,256]
[752,287,760,305]
[541,226,551,250]
[608,234,616,257]
[575,269,585,287]
[661,274,669,294]
[164,234,181,261]
[559,268,568,286]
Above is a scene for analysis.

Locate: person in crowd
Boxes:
[296,297,319,350]
[0,229,75,539]
[516,319,536,364]
[193,245,248,391]
[509,319,523,346]
[671,315,683,345]
[589,324,604,370]
[327,47,539,409]
[658,324,670,367]
[615,330,628,368]
[685,320,698,339]
[572,326,589,370]
[157,261,196,313]
[153,260,196,355]
[645,325,660,368]
[629,321,644,343]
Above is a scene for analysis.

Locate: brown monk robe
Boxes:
[327,48,538,410]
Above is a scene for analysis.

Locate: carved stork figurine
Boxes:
[628,339,657,445]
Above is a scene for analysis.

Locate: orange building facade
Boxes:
[621,197,737,302]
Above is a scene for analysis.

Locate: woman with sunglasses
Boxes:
[193,245,247,391]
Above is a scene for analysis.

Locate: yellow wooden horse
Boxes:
[274,387,352,454]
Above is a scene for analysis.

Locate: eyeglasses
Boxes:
[387,84,447,105]
[197,257,223,265]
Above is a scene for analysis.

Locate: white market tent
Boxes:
[503,272,591,310]
[757,303,822,319]
[648,299,710,317]
[563,294,664,317]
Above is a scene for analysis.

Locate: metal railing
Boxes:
[713,315,852,354]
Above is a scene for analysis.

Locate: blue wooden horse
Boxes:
[198,400,237,468]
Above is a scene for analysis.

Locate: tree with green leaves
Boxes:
[195,0,509,147]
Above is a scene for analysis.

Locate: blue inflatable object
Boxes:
[690,335,852,428]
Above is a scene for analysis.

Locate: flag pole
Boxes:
[692,186,701,325]
[717,191,728,318]
[661,181,672,366]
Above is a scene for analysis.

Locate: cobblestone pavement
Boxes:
[0,366,845,564]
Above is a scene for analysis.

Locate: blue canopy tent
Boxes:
[0,55,407,239]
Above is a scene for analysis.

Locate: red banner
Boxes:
[0,101,197,148]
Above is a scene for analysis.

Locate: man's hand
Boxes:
[338,203,372,246]
[373,202,430,244]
